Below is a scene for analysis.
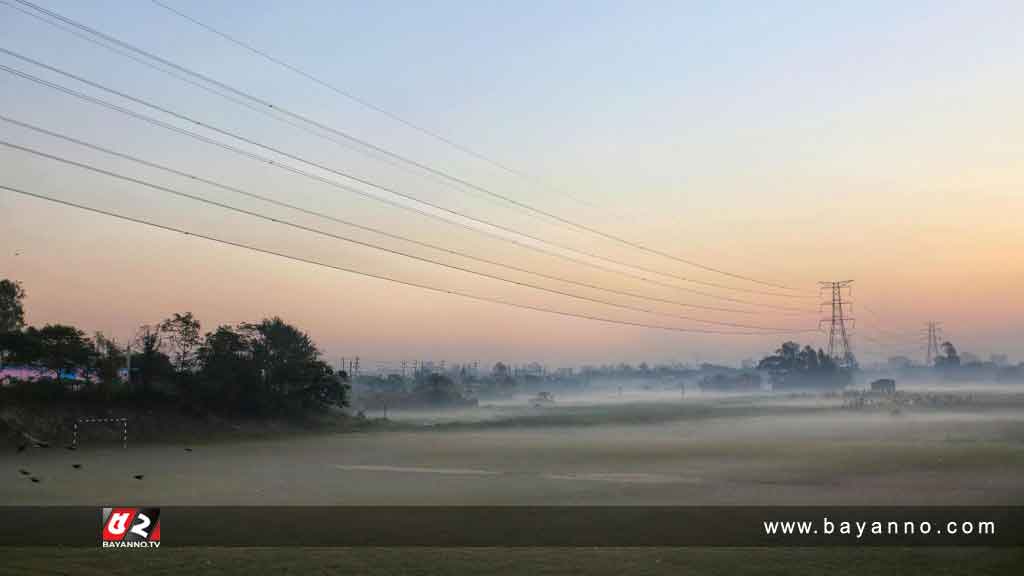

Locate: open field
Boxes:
[4,388,1023,573]
[3,547,1024,576]
[4,389,1024,505]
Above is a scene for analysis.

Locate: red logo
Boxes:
[101,508,160,548]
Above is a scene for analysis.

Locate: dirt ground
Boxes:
[4,392,1024,505]
[3,389,1023,573]
[2,547,1024,576]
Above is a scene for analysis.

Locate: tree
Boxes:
[0,279,26,333]
[936,341,960,367]
[196,324,260,410]
[23,324,95,381]
[132,324,171,393]
[799,345,819,371]
[160,312,201,373]
[251,318,340,406]
[492,362,509,379]
[415,372,461,404]
[2,329,41,366]
[245,318,320,396]
[198,318,345,413]
[92,332,126,390]
[757,341,846,389]
[758,341,800,371]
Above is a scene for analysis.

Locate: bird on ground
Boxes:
[29,477,40,483]
[133,474,144,480]
[18,469,30,476]
[72,464,82,469]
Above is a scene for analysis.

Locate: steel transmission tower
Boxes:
[924,321,943,366]
[819,280,857,369]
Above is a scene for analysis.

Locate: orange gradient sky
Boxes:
[1,1,1022,368]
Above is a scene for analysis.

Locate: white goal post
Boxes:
[72,417,128,449]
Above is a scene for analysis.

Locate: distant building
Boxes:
[0,365,96,386]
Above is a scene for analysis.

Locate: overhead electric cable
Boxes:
[148,1,540,185]
[0,48,803,300]
[0,60,817,314]
[0,138,817,333]
[0,113,801,318]
[8,0,812,295]
[0,44,806,300]
[0,182,811,337]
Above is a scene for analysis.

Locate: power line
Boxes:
[858,302,919,340]
[9,0,810,294]
[0,113,799,319]
[0,137,816,334]
[0,49,805,302]
[866,339,923,356]
[0,60,816,314]
[856,327,922,359]
[0,182,806,337]
[0,2,460,196]
[858,323,919,345]
[148,0,541,188]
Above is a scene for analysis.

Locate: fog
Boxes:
[5,380,1023,507]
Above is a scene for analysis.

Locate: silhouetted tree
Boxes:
[196,324,260,411]
[197,318,345,414]
[160,312,201,373]
[0,279,26,334]
[935,341,961,367]
[492,362,510,379]
[132,325,171,394]
[415,372,460,404]
[92,332,126,391]
[22,324,94,382]
[758,341,845,388]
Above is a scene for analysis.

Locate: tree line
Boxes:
[0,279,348,416]
[757,341,851,388]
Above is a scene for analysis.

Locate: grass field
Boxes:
[2,547,1023,576]
[4,388,1024,573]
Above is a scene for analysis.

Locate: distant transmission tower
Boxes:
[819,280,857,369]
[924,321,943,366]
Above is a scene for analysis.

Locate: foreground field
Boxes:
[3,547,1023,576]
[4,390,1024,505]
[4,390,1024,573]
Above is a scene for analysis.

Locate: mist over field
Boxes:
[6,377,1024,508]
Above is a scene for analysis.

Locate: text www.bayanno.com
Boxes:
[763,517,996,539]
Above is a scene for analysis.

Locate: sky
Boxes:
[1,0,1021,369]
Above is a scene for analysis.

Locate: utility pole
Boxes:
[819,280,857,369]
[125,343,132,391]
[924,321,943,366]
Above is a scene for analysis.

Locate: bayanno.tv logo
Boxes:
[101,507,161,548]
